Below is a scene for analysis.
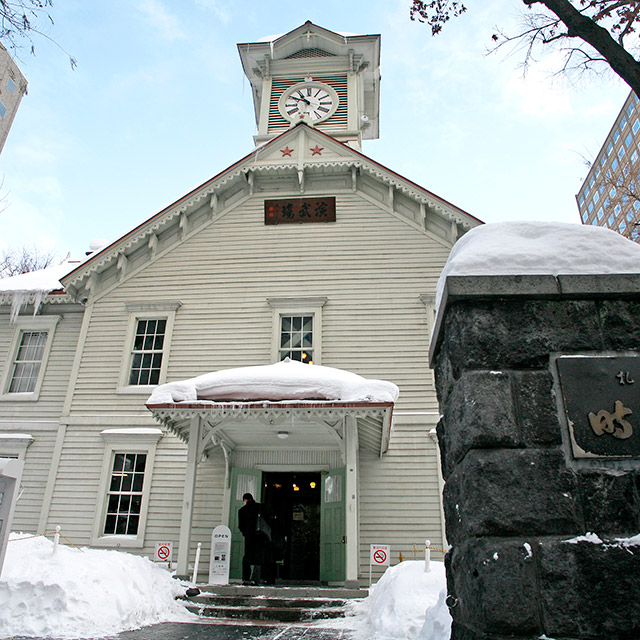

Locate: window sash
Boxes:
[128,319,167,385]
[8,331,48,393]
[279,314,314,363]
[103,452,147,536]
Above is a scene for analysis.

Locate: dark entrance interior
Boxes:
[262,471,321,582]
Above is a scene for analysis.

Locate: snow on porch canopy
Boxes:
[146,359,399,457]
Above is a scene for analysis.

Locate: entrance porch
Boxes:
[146,400,394,587]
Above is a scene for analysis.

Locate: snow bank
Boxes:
[147,359,400,405]
[0,533,194,638]
[344,561,450,640]
[437,221,640,308]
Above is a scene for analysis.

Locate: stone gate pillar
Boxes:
[430,273,640,640]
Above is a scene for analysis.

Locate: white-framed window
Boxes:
[0,316,60,401]
[92,428,162,548]
[117,302,180,394]
[6,77,15,94]
[267,297,327,365]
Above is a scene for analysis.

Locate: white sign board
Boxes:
[209,525,231,585]
[154,541,173,564]
[370,544,391,566]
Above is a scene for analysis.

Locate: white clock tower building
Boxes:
[0,21,483,589]
[238,21,380,149]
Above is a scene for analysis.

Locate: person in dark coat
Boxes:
[238,492,271,584]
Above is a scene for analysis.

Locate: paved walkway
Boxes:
[110,621,354,640]
[10,621,354,640]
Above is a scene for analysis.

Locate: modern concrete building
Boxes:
[576,90,640,241]
[0,43,27,154]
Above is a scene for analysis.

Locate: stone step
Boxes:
[189,594,348,608]
[180,584,366,623]
[184,603,347,622]
[195,584,367,599]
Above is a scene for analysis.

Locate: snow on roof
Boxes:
[147,359,399,405]
[437,221,640,307]
[0,259,80,321]
[0,260,74,293]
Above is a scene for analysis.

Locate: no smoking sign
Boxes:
[370,544,390,567]
[154,541,173,563]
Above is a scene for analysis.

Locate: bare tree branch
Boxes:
[410,0,640,94]
[0,246,57,278]
[0,0,76,67]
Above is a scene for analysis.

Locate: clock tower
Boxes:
[238,22,380,150]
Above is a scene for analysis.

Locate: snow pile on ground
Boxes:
[0,533,194,638]
[343,561,450,640]
[147,358,400,404]
[437,221,640,307]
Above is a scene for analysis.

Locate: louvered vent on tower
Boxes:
[286,48,335,59]
[268,74,348,135]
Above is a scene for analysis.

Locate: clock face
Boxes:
[279,82,339,123]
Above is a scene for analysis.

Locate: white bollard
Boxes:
[53,526,61,554]
[191,542,202,587]
[424,539,431,573]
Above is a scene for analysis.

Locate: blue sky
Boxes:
[0,0,629,259]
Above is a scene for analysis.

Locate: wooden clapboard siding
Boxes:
[47,424,189,558]
[185,450,227,569]
[6,429,57,533]
[45,425,104,542]
[0,309,84,420]
[0,309,84,533]
[66,192,448,418]
[359,428,444,576]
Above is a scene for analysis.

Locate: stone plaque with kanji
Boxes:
[555,354,640,459]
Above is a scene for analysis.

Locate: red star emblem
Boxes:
[310,145,323,156]
[280,146,294,157]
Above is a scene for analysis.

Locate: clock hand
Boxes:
[290,95,311,105]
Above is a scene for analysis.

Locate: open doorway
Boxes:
[262,471,321,582]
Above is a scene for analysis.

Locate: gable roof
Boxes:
[60,122,482,301]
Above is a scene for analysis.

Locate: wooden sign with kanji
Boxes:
[264,197,336,225]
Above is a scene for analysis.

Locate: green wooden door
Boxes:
[319,468,346,582]
[228,467,262,580]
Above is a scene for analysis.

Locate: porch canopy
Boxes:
[145,359,398,460]
[145,359,399,581]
